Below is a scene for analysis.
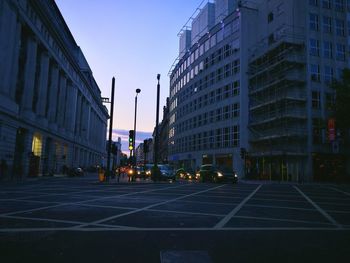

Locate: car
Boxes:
[68,167,84,177]
[199,164,238,183]
[176,168,199,180]
[158,164,176,181]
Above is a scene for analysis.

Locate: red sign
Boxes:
[328,118,335,141]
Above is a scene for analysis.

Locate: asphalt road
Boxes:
[0,174,350,262]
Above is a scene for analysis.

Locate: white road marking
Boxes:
[244,204,316,212]
[0,226,348,233]
[74,184,226,229]
[250,197,309,203]
[0,184,190,217]
[0,214,136,229]
[146,208,225,217]
[233,215,334,226]
[293,186,342,228]
[326,187,350,197]
[214,185,262,229]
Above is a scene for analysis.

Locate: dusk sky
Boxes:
[55,0,203,152]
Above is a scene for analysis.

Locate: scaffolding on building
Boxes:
[247,25,307,181]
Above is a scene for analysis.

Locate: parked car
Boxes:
[158,164,176,181]
[68,167,84,177]
[176,168,199,180]
[199,164,238,183]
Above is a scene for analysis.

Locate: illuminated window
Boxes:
[31,133,42,157]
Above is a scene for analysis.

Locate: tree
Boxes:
[331,68,350,142]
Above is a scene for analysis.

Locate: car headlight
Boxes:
[217,172,223,177]
[188,175,192,179]
[137,171,141,175]
[146,171,151,175]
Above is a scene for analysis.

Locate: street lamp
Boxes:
[133,88,141,165]
[154,74,160,167]
[101,77,115,182]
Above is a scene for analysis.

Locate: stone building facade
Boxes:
[0,0,108,179]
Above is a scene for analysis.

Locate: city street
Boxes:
[0,174,350,262]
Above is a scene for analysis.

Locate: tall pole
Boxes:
[133,89,141,166]
[106,77,115,182]
[154,74,160,166]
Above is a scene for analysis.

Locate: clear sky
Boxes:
[55,0,204,152]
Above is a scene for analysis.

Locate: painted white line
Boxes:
[233,215,334,226]
[293,186,342,228]
[146,208,225,217]
[0,226,349,233]
[251,197,313,203]
[1,214,90,226]
[214,185,262,229]
[0,215,136,229]
[75,184,226,229]
[244,204,316,212]
[181,200,240,206]
[0,184,190,217]
[326,187,350,197]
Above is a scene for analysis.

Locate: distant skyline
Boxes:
[55,0,204,152]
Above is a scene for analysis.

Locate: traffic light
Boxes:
[240,148,246,159]
[128,130,134,150]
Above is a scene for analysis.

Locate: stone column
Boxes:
[21,36,38,120]
[36,52,50,123]
[75,92,82,137]
[57,74,67,130]
[86,104,91,141]
[0,0,18,96]
[48,65,59,129]
[65,83,78,137]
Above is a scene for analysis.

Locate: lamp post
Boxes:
[133,88,141,165]
[101,77,115,182]
[154,74,160,167]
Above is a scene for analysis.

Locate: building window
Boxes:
[233,125,239,147]
[223,127,231,148]
[309,13,319,31]
[224,63,231,78]
[233,103,240,117]
[233,81,240,96]
[309,39,320,56]
[322,0,332,8]
[215,128,222,148]
[224,44,231,58]
[326,92,336,109]
[224,105,230,120]
[32,133,42,157]
[233,59,240,74]
[216,68,223,82]
[312,91,321,109]
[335,0,345,11]
[323,16,332,33]
[324,65,334,84]
[310,64,321,81]
[268,12,274,23]
[224,84,231,98]
[312,118,323,144]
[336,43,345,61]
[309,0,318,6]
[323,41,333,58]
[335,19,345,36]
